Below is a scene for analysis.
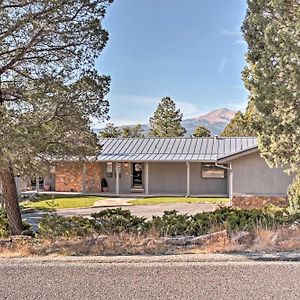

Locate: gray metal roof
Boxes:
[97,137,258,162]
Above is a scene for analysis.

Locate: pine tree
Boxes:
[100,123,121,138]
[0,0,113,234]
[221,101,257,137]
[193,125,211,137]
[149,97,186,137]
[242,0,300,172]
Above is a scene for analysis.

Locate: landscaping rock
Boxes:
[0,239,12,246]
[191,230,228,245]
[11,235,33,242]
[21,208,37,214]
[163,236,193,246]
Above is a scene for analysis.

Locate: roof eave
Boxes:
[217,146,259,163]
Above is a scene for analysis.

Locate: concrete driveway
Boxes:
[57,202,216,219]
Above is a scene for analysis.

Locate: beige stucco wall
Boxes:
[148,162,186,195]
[230,151,293,196]
[147,162,227,196]
[190,163,228,196]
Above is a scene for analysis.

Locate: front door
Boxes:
[132,163,143,187]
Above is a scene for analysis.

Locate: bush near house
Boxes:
[91,208,150,234]
[0,209,33,238]
[288,173,300,212]
[36,207,300,239]
[0,209,9,238]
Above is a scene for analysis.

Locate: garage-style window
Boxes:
[202,163,225,179]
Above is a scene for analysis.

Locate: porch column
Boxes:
[36,175,40,194]
[144,162,149,195]
[115,162,120,194]
[228,163,233,206]
[186,161,190,197]
[82,163,86,193]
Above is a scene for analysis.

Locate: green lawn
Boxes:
[21,195,107,210]
[128,197,229,205]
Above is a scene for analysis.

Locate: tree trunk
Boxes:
[0,161,22,235]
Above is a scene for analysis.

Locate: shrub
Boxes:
[288,173,300,212]
[151,210,194,236]
[0,209,9,238]
[36,207,300,239]
[91,208,149,234]
[150,207,300,236]
[38,214,95,238]
[0,209,32,238]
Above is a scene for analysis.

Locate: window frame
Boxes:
[201,163,226,179]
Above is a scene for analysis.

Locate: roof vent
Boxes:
[214,135,219,140]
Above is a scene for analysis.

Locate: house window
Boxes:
[106,162,113,178]
[202,163,225,179]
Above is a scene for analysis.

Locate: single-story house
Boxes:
[45,137,292,208]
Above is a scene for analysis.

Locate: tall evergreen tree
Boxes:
[242,0,300,172]
[0,0,113,234]
[100,123,121,138]
[149,97,186,137]
[192,125,211,137]
[221,101,257,137]
[221,111,246,137]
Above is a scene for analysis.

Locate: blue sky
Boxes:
[95,0,249,126]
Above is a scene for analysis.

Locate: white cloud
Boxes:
[218,58,228,74]
[176,101,205,119]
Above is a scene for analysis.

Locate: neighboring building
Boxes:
[46,137,292,208]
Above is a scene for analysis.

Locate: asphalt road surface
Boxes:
[0,254,299,300]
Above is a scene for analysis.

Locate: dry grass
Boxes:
[0,230,169,257]
[178,226,300,254]
[250,226,300,252]
[0,226,299,257]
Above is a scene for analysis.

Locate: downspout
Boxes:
[215,162,233,206]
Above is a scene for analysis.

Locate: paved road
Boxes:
[0,254,299,300]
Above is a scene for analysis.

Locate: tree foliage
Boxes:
[221,101,257,137]
[100,123,144,138]
[0,0,113,234]
[288,172,300,212]
[121,124,144,138]
[149,97,186,137]
[242,0,300,172]
[100,123,120,138]
[192,125,211,137]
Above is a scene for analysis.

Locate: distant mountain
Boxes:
[95,107,236,136]
[182,108,236,136]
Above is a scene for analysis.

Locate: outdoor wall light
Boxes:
[124,162,129,175]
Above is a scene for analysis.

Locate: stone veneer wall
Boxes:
[232,195,289,209]
[85,162,102,193]
[55,162,102,193]
[55,163,83,192]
